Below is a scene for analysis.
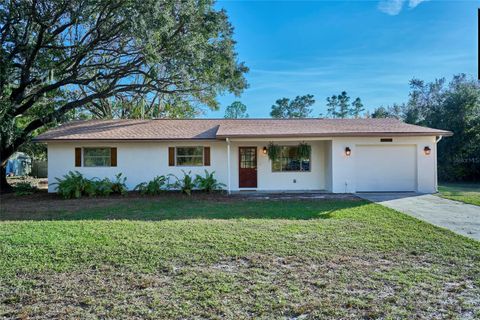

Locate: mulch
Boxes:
[0,189,361,216]
[0,190,234,215]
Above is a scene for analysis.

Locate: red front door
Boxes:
[239,147,257,188]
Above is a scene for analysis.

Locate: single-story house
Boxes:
[34,118,452,194]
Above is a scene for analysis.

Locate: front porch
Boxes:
[225,138,333,194]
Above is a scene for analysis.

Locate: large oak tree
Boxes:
[0,0,248,191]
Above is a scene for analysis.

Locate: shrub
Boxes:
[134,175,167,195]
[53,171,90,199]
[111,173,128,195]
[195,170,226,193]
[87,178,113,197]
[53,171,128,199]
[169,170,195,195]
[14,181,37,196]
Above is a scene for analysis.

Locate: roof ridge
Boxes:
[69,117,403,121]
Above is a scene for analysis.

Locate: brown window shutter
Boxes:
[75,148,82,167]
[204,147,211,166]
[110,148,117,167]
[168,147,175,166]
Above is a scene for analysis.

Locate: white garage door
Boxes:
[355,145,417,192]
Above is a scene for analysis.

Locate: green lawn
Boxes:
[1,197,479,319]
[438,183,480,206]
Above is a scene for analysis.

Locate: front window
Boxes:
[272,146,311,172]
[83,148,111,167]
[176,147,204,166]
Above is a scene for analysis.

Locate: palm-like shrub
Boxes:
[87,179,113,197]
[168,170,196,195]
[54,171,128,199]
[111,173,128,195]
[53,171,90,199]
[134,175,167,195]
[195,170,226,193]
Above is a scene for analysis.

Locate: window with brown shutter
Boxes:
[75,148,82,167]
[168,147,175,166]
[110,148,117,167]
[175,147,204,166]
[83,148,112,167]
[204,147,211,166]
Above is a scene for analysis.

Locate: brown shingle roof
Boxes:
[34,118,452,141]
[215,118,452,138]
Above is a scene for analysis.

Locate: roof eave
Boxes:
[33,130,453,142]
[33,137,221,143]
[216,131,453,139]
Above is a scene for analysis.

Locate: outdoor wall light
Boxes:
[262,146,267,155]
[345,147,351,156]
[424,146,431,156]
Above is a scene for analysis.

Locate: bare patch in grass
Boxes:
[1,197,478,318]
[2,252,479,319]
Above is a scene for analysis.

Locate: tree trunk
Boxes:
[1,145,15,194]
[0,164,13,194]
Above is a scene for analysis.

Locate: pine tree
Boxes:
[350,97,364,118]
[225,101,249,118]
[326,95,339,118]
[270,95,314,118]
[337,91,350,118]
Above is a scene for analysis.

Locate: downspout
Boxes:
[226,138,231,195]
[434,136,443,192]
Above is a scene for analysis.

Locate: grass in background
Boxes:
[438,182,480,206]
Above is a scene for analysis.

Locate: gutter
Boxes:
[215,131,454,139]
[434,135,443,192]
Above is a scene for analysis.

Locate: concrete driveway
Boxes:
[357,193,480,241]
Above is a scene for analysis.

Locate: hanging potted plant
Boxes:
[297,142,311,159]
[267,142,280,161]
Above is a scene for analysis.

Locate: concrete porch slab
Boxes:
[229,191,358,201]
